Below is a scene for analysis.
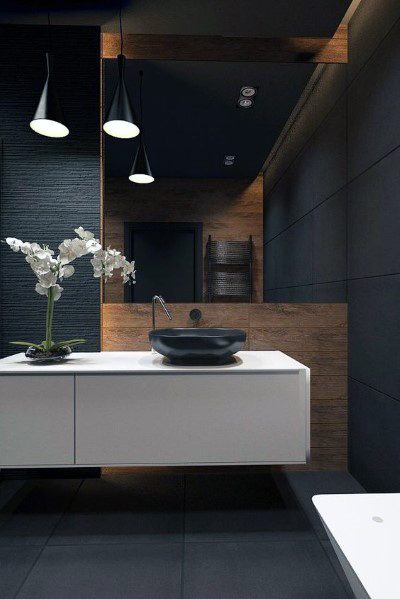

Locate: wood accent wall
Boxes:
[104,176,263,303]
[102,302,348,471]
[102,25,348,64]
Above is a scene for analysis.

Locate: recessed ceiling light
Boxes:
[240,86,257,98]
[224,155,235,166]
[238,97,254,108]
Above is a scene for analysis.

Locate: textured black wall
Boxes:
[263,0,400,491]
[0,25,100,357]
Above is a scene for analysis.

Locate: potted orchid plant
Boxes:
[3,227,135,362]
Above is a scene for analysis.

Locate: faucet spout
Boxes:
[152,295,172,330]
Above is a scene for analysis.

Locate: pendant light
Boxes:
[103,7,139,139]
[30,12,69,138]
[129,71,154,184]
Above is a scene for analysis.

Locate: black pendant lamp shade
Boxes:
[103,54,139,139]
[129,70,154,184]
[129,140,154,183]
[30,52,69,138]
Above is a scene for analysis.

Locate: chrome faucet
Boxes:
[152,295,172,330]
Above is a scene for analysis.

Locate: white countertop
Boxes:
[0,351,309,374]
[313,493,400,599]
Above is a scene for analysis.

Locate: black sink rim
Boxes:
[149,327,246,339]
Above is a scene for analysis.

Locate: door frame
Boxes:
[124,222,203,303]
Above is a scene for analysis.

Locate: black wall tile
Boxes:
[312,97,347,205]
[348,17,400,180]
[262,1,400,492]
[263,143,315,242]
[349,379,400,491]
[264,177,290,243]
[274,216,313,288]
[313,281,347,302]
[0,25,100,356]
[348,275,400,400]
[348,147,400,279]
[271,285,314,302]
[313,190,347,284]
[263,241,276,290]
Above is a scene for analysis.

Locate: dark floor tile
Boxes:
[185,473,312,542]
[17,543,182,599]
[0,479,81,546]
[0,546,41,599]
[321,540,356,598]
[183,540,350,599]
[0,481,26,511]
[281,472,365,540]
[50,474,184,545]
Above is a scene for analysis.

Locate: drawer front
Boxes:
[0,375,74,466]
[76,373,307,465]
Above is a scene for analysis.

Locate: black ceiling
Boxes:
[0,0,352,37]
[0,0,353,179]
[105,59,315,178]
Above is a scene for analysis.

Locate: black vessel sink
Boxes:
[149,328,246,365]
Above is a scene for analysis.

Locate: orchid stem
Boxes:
[45,287,54,350]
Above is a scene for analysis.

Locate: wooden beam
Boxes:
[101,25,347,64]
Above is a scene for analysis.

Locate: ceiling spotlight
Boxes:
[240,86,257,98]
[238,97,254,109]
[224,155,236,166]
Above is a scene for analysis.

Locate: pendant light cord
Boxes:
[139,70,144,130]
[119,4,123,55]
[47,10,52,53]
[139,71,143,131]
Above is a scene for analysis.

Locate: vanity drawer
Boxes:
[75,373,308,466]
[0,375,74,466]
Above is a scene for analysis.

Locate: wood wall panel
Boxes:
[102,26,348,64]
[104,176,263,303]
[102,302,348,471]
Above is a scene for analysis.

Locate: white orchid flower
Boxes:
[74,226,94,241]
[5,237,23,252]
[59,264,75,279]
[86,238,102,253]
[37,271,58,289]
[35,283,63,301]
[58,238,88,264]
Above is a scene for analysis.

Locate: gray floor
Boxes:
[0,471,362,598]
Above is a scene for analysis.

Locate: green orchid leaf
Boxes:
[10,341,44,352]
[51,339,86,350]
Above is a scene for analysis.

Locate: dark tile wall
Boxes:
[0,25,100,357]
[263,1,400,490]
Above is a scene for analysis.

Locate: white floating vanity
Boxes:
[0,351,310,468]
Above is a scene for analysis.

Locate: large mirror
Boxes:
[102,56,313,304]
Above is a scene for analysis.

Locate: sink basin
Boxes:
[149,328,246,365]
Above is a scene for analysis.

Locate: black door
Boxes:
[125,222,203,303]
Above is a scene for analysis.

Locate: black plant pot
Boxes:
[25,346,72,363]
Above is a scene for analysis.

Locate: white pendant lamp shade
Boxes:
[30,53,69,138]
[103,54,139,139]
